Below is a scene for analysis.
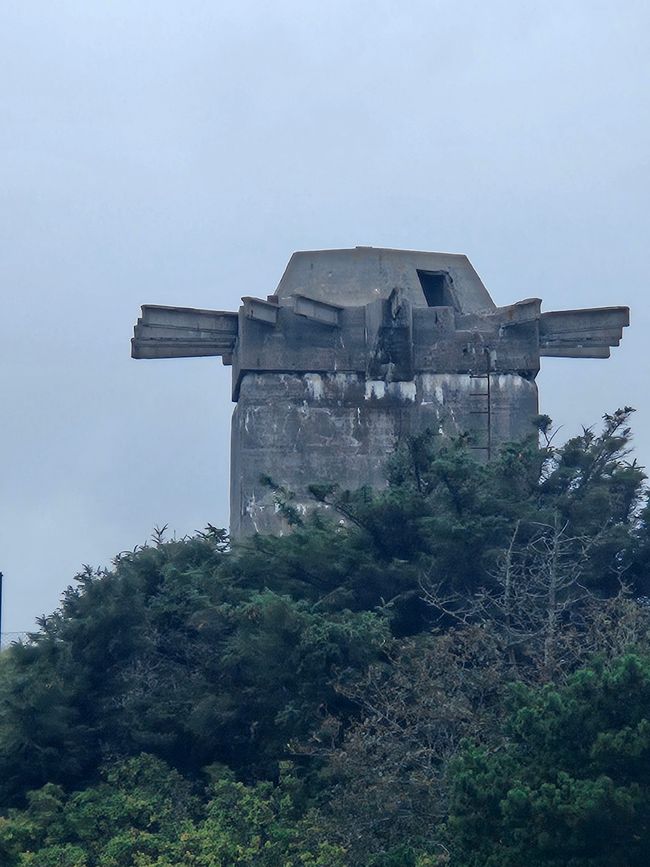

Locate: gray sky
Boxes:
[1,0,649,636]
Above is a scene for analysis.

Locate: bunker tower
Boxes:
[132,247,629,536]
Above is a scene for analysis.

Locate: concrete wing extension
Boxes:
[131,247,629,537]
[132,305,238,361]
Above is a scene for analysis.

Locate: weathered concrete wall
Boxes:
[230,371,538,536]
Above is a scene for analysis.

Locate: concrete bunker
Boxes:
[131,246,629,537]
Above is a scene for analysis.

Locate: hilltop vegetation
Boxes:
[1,409,649,865]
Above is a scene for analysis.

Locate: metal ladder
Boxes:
[468,348,492,459]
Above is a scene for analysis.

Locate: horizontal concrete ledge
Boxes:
[539,327,623,346]
[540,306,629,335]
[134,323,237,341]
[140,303,237,318]
[131,338,235,359]
[138,305,238,332]
[540,346,611,358]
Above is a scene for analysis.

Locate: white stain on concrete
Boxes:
[365,380,386,400]
[304,373,324,400]
[497,374,522,390]
[245,494,260,533]
[392,381,416,401]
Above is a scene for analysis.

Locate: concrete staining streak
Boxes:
[365,380,416,401]
[397,381,417,401]
[365,380,386,400]
[304,373,325,401]
[497,374,522,390]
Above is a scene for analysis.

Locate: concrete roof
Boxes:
[274,246,497,313]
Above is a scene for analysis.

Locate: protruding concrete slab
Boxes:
[540,346,612,358]
[539,306,629,333]
[539,306,629,357]
[494,298,542,325]
[242,297,279,325]
[293,295,343,326]
[131,305,238,359]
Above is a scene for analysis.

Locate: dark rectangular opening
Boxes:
[417,270,453,307]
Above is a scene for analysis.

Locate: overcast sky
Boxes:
[1,0,649,636]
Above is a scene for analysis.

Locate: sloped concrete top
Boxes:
[273,246,497,313]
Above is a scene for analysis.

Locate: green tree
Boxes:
[447,654,650,866]
[0,755,347,867]
[0,535,388,805]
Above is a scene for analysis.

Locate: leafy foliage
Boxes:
[0,755,347,866]
[448,654,650,866]
[0,538,388,802]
